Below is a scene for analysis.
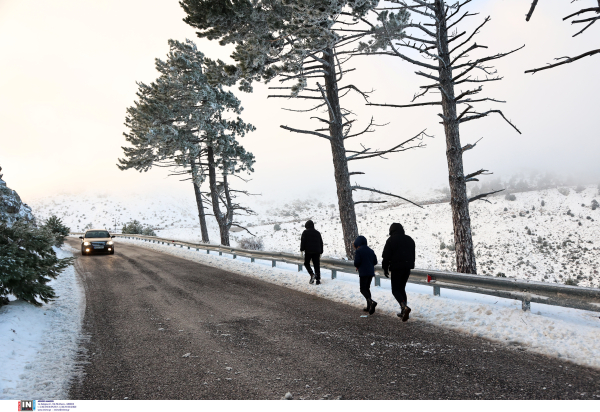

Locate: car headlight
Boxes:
[107,241,114,245]
[83,241,90,246]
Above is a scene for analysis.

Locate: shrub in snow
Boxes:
[446,242,456,251]
[575,185,586,193]
[0,220,74,307]
[557,187,570,196]
[541,200,545,207]
[592,199,599,210]
[504,193,516,201]
[496,272,506,277]
[440,241,446,250]
[274,223,281,231]
[564,277,578,286]
[238,237,264,251]
[142,227,157,236]
[43,215,70,247]
[122,220,143,234]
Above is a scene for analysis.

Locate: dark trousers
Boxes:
[304,253,321,279]
[391,268,411,307]
[360,276,373,301]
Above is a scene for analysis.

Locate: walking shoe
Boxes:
[309,274,315,284]
[369,300,377,315]
[363,299,372,312]
[316,279,321,285]
[401,306,411,322]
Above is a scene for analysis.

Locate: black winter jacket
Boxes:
[353,236,377,277]
[382,223,415,274]
[300,220,323,254]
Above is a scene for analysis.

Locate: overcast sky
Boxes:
[1,0,598,204]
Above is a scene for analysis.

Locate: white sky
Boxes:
[1,0,598,204]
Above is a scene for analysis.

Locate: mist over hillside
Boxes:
[30,181,600,289]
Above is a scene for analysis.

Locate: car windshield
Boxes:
[86,231,110,238]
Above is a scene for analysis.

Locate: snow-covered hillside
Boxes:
[30,185,600,288]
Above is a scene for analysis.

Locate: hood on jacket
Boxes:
[305,220,315,229]
[353,235,368,248]
[389,222,405,236]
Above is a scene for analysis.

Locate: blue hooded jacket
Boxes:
[353,236,378,277]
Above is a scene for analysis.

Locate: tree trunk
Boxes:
[435,0,477,274]
[322,47,359,259]
[190,158,210,243]
[206,145,230,246]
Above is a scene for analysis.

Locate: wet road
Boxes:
[67,238,600,399]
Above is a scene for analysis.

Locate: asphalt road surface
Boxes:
[67,238,600,400]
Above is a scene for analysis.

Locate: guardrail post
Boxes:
[522,300,531,311]
[206,249,210,254]
[219,251,222,256]
[272,260,276,267]
[298,264,302,272]
[331,269,337,279]
[251,257,255,263]
[233,253,236,259]
[374,276,381,287]
[433,285,441,296]
[196,248,199,251]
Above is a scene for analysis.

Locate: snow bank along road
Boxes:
[66,239,600,400]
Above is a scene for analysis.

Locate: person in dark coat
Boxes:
[382,223,415,322]
[300,220,324,285]
[353,235,378,315]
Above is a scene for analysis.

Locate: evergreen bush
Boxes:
[274,223,281,231]
[43,215,70,247]
[0,220,74,307]
[504,193,516,201]
[238,237,264,250]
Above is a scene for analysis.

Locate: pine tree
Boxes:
[0,169,73,307]
[363,0,522,273]
[181,0,425,258]
[119,39,256,246]
[43,215,70,247]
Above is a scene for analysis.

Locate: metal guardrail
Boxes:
[73,233,600,313]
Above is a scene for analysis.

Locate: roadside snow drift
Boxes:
[0,246,84,400]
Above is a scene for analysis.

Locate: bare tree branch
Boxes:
[280,125,331,140]
[351,185,423,208]
[468,188,504,203]
[525,48,600,74]
[525,0,538,21]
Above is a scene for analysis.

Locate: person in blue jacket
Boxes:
[353,235,378,315]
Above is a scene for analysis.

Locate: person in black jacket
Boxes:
[353,235,378,315]
[382,223,415,322]
[300,220,323,285]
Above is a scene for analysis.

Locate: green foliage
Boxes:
[122,220,144,234]
[142,227,157,236]
[357,10,410,53]
[181,0,381,92]
[564,277,579,286]
[119,39,255,183]
[122,220,156,236]
[43,215,70,247]
[0,220,74,307]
